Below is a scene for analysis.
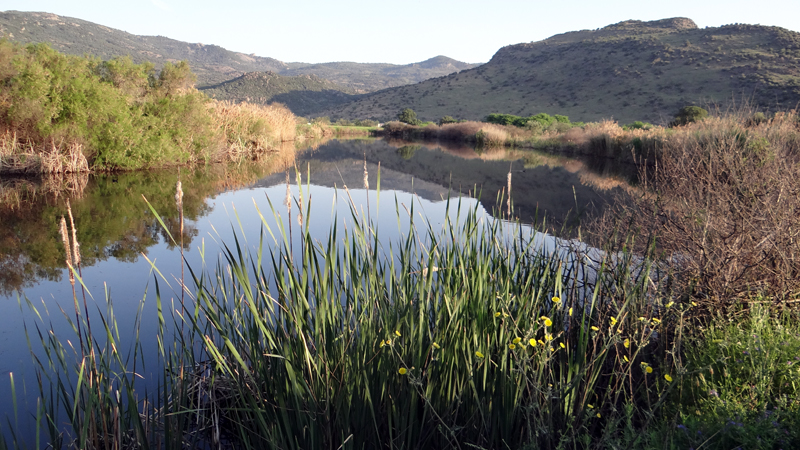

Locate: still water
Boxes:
[0,137,632,437]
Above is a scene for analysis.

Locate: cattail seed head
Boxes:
[363,160,369,190]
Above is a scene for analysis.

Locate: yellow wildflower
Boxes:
[623,339,630,349]
[545,334,553,341]
[559,342,566,349]
[610,316,618,326]
[664,374,673,382]
[433,342,441,349]
[552,296,561,304]
[646,366,653,374]
[651,318,661,325]
[596,413,601,418]
[666,301,674,308]
[395,330,401,337]
[624,355,629,362]
[398,367,407,375]
[494,312,501,318]
[568,307,573,316]
[591,326,600,332]
[588,404,594,409]
[538,339,545,346]
[541,316,553,327]
[475,351,484,358]
[380,340,386,348]
[529,338,537,347]
[385,339,391,346]
[509,343,516,350]
[513,337,522,344]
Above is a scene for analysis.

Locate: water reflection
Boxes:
[0,138,636,296]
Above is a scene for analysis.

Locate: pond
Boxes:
[0,137,633,439]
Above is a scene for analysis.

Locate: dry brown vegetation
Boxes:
[593,111,800,303]
[206,100,297,162]
[380,121,516,147]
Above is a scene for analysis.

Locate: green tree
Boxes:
[398,108,420,125]
[671,106,708,127]
[439,116,457,125]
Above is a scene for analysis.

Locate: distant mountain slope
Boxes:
[0,10,286,86]
[283,56,479,92]
[0,10,478,91]
[321,18,800,124]
[200,72,358,117]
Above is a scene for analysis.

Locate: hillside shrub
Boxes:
[398,108,421,125]
[670,105,709,127]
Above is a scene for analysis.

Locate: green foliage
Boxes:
[438,115,458,125]
[622,121,655,130]
[397,107,421,125]
[670,105,709,126]
[0,40,225,170]
[659,306,800,449]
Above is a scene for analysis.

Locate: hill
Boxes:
[282,56,479,93]
[0,10,477,91]
[199,72,359,117]
[321,18,800,124]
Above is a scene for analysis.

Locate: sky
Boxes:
[3,0,799,65]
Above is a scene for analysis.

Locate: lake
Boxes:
[0,137,632,440]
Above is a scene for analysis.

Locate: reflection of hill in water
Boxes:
[255,139,625,226]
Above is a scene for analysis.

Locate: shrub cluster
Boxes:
[0,40,296,172]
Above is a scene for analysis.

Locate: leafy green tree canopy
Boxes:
[398,108,420,125]
[671,106,708,127]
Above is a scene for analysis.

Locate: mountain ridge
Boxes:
[321,18,800,124]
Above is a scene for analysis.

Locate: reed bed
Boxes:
[1,167,698,450]
[380,121,513,147]
[207,100,297,162]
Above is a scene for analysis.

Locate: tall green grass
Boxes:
[6,174,686,449]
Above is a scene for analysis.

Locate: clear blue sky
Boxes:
[3,0,798,64]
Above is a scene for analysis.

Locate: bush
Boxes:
[670,105,709,127]
[398,108,421,125]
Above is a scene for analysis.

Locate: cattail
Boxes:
[59,217,74,285]
[363,160,369,190]
[506,171,512,217]
[296,172,303,227]
[284,171,292,216]
[66,200,80,267]
[175,181,184,211]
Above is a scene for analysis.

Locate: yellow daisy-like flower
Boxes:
[538,339,545,346]
[509,343,516,350]
[568,307,573,316]
[624,355,629,362]
[596,413,601,418]
[541,316,553,327]
[545,334,553,341]
[591,326,600,332]
[494,312,501,318]
[638,317,647,322]
[395,330,402,337]
[513,337,522,344]
[691,301,698,307]
[398,367,407,375]
[610,316,618,326]
[380,340,386,348]
[529,338,537,347]
[552,296,561,304]
[385,339,391,345]
[587,404,594,409]
[623,339,630,349]
[433,342,441,349]
[664,374,673,382]
[666,301,674,308]
[651,318,661,325]
[646,366,653,374]
[475,351,484,358]
[559,342,566,349]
